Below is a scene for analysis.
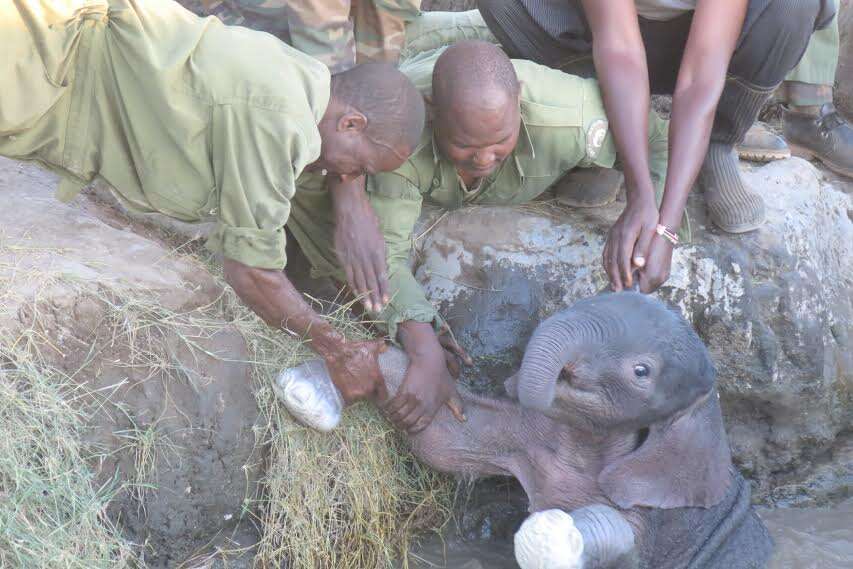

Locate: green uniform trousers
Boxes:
[785,1,840,104]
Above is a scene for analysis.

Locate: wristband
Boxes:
[655,224,679,246]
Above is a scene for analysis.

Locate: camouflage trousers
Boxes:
[175,0,421,73]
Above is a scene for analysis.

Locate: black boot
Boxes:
[700,78,776,233]
[783,103,853,179]
[554,167,623,208]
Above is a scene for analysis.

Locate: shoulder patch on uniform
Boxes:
[586,119,609,161]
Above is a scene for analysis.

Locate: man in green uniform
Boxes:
[287,13,670,432]
[738,5,852,178]
[178,0,422,74]
[0,0,435,421]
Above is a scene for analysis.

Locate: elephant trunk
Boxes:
[517,310,593,411]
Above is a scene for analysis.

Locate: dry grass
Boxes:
[0,236,453,568]
[205,258,455,569]
[0,344,140,568]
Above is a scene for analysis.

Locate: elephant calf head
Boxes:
[517,292,732,510]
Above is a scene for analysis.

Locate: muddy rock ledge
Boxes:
[415,158,852,505]
[2,153,849,564]
[0,157,262,566]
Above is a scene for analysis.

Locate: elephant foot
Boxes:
[514,509,585,569]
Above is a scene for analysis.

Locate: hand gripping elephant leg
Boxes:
[514,505,639,569]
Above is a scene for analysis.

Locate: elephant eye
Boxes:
[633,364,650,378]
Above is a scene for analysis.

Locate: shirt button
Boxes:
[209,207,218,215]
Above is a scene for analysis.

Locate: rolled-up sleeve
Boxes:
[366,173,441,341]
[205,102,311,269]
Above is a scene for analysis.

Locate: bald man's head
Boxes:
[432,41,522,182]
[313,63,426,181]
[433,40,521,111]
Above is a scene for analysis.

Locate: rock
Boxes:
[0,157,261,566]
[413,158,853,502]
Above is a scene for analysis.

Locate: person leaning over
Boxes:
[1,0,428,413]
[293,26,672,431]
[477,0,836,293]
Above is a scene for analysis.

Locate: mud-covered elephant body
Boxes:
[378,292,773,569]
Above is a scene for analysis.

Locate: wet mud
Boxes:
[404,500,853,569]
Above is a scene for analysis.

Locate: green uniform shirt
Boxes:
[284,37,669,340]
[0,0,330,270]
[363,48,670,337]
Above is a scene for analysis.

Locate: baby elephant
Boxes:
[379,292,773,569]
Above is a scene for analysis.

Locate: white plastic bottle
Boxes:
[273,359,343,432]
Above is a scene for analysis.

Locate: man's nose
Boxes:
[473,151,495,167]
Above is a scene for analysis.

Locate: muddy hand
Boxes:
[438,323,473,378]
[323,338,389,405]
[383,349,465,434]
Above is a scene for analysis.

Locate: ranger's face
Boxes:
[436,90,521,182]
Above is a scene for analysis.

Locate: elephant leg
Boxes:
[514,505,638,569]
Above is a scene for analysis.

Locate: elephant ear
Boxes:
[598,390,732,509]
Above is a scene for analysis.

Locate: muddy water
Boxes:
[404,500,853,569]
[758,500,853,569]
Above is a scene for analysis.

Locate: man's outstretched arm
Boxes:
[223,257,389,404]
[639,0,748,292]
[330,172,466,433]
[582,0,658,292]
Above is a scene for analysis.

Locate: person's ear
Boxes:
[337,110,368,133]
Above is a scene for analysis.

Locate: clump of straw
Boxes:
[0,344,139,568]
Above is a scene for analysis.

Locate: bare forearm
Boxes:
[592,47,656,201]
[223,258,344,357]
[329,174,367,216]
[583,0,656,202]
[658,0,747,229]
[397,320,442,362]
[657,83,719,228]
[328,174,390,312]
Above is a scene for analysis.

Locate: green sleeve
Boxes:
[205,103,310,270]
[647,109,669,205]
[366,173,440,341]
[647,109,691,241]
[400,10,498,62]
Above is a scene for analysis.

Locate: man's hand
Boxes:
[636,235,673,293]
[322,338,390,405]
[603,195,659,291]
[329,175,389,313]
[437,323,473,377]
[222,258,392,403]
[385,321,466,434]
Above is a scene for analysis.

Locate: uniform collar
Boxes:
[429,114,536,194]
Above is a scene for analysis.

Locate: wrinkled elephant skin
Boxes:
[380,292,773,569]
